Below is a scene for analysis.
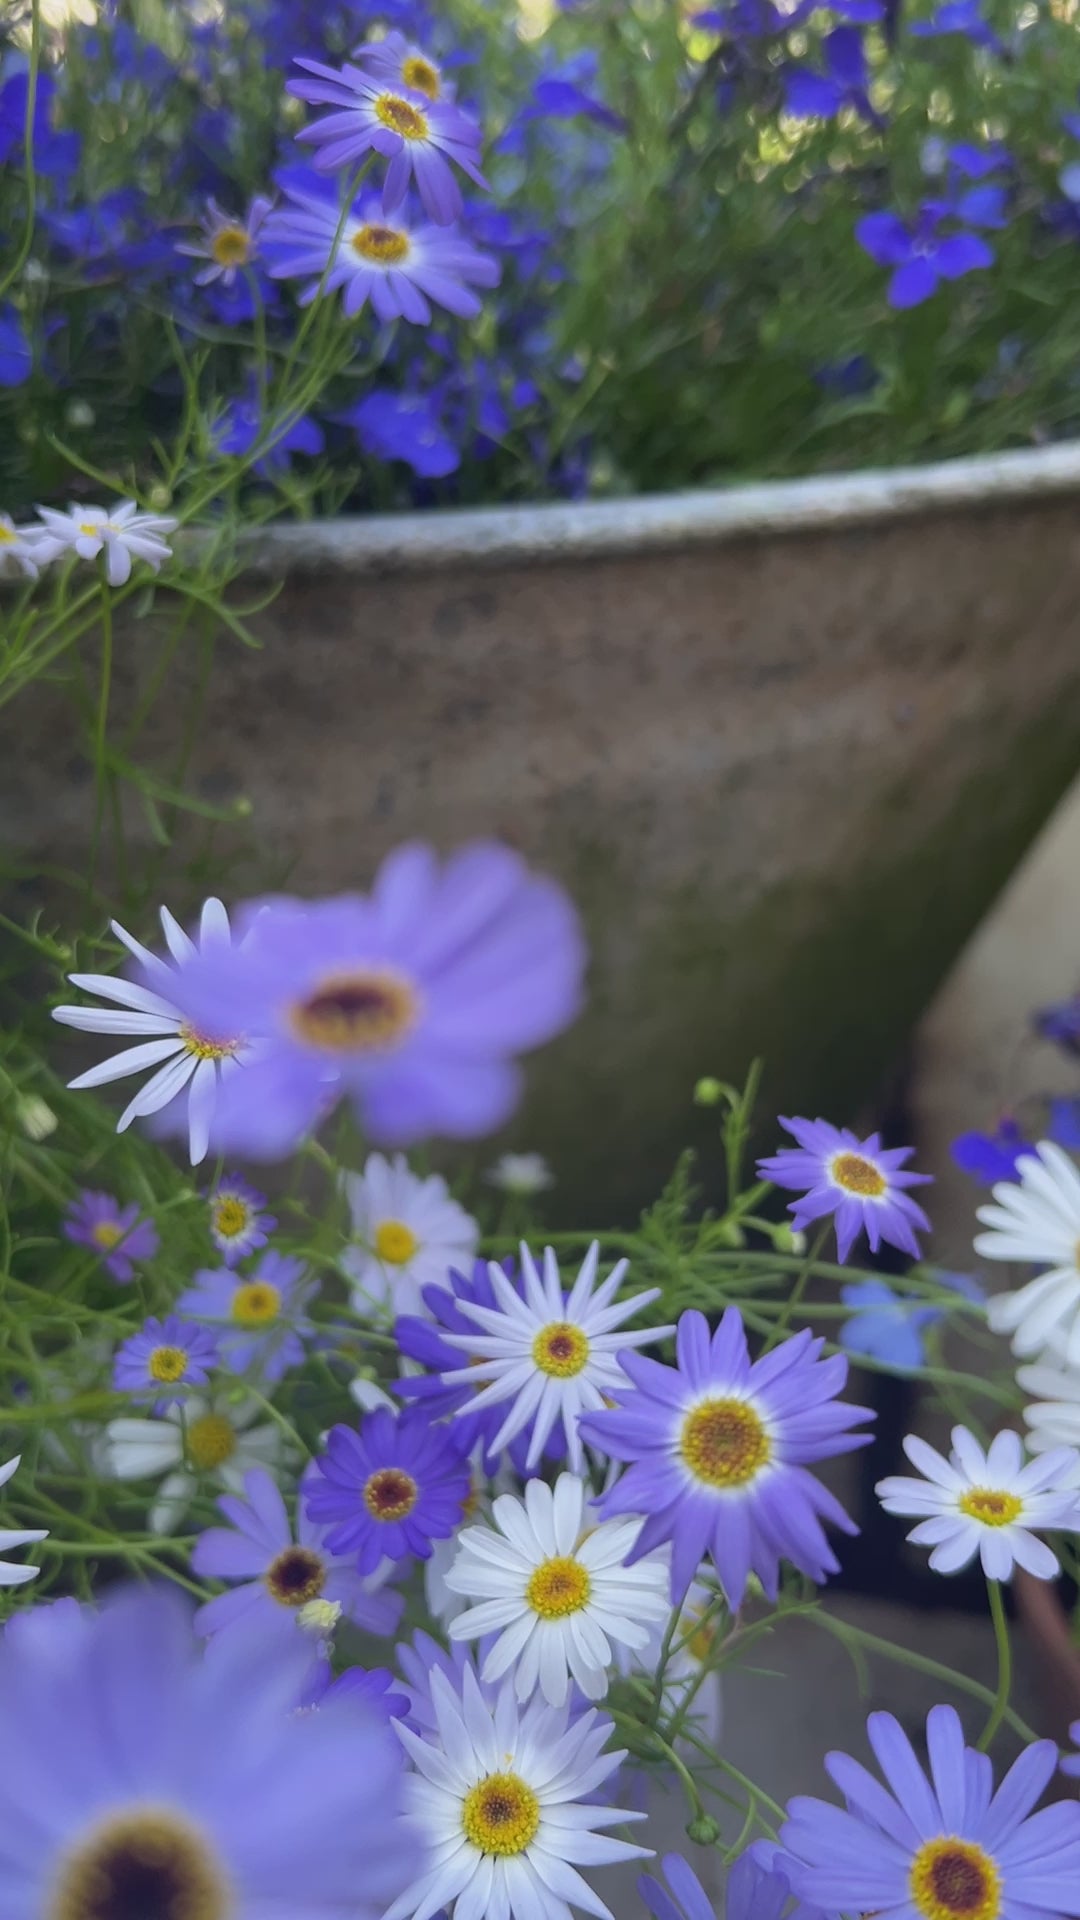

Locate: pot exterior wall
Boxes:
[10,487,1080,1219]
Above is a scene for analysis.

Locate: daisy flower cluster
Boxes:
[19,884,1080,1920]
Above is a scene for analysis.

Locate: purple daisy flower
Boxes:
[176,194,272,287]
[351,30,455,105]
[177,1251,316,1383]
[757,1116,932,1264]
[173,841,587,1162]
[63,1189,159,1283]
[641,1850,827,1920]
[207,1172,276,1266]
[302,1662,412,1723]
[395,1258,565,1472]
[777,1704,1080,1920]
[288,58,487,224]
[581,1308,874,1603]
[0,1584,410,1920]
[263,182,499,322]
[305,1406,471,1574]
[113,1313,220,1410]
[395,1626,482,1737]
[191,1465,404,1650]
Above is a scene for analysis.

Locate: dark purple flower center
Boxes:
[363,1466,418,1520]
[289,969,417,1054]
[265,1545,326,1607]
[50,1808,228,1920]
[910,1837,1000,1920]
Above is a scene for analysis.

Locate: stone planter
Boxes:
[12,443,1080,1219]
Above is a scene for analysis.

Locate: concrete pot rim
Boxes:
[239,440,1080,579]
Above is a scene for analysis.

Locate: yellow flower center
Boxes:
[92,1221,125,1250]
[0,525,16,544]
[910,1838,1001,1920]
[374,1219,420,1265]
[230,1282,281,1327]
[461,1774,540,1857]
[402,54,440,98]
[148,1346,188,1384]
[79,519,110,536]
[179,1023,242,1063]
[526,1554,591,1619]
[363,1466,418,1520]
[351,222,411,264]
[375,91,430,139]
[210,224,251,266]
[265,1545,327,1608]
[49,1807,229,1920]
[957,1488,1022,1528]
[186,1413,237,1471]
[680,1398,771,1489]
[532,1321,589,1379]
[289,969,418,1054]
[212,1196,250,1241]
[830,1151,887,1197]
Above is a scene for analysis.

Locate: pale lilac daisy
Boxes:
[757,1115,932,1263]
[177,1252,316,1384]
[352,30,454,104]
[33,500,177,586]
[112,1313,220,1410]
[207,1172,275,1266]
[51,897,252,1166]
[63,1189,159,1283]
[0,513,46,578]
[263,182,499,322]
[875,1424,1080,1580]
[176,194,272,287]
[288,58,487,223]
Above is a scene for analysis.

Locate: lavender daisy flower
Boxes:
[207,1172,276,1266]
[0,1584,411,1920]
[777,1704,1080,1920]
[855,208,993,308]
[63,1189,159,1283]
[641,1851,826,1920]
[305,1406,472,1573]
[302,1661,411,1722]
[176,194,272,287]
[581,1308,874,1603]
[177,1252,316,1383]
[352,30,454,103]
[288,58,487,224]
[113,1313,220,1409]
[757,1116,932,1264]
[263,182,499,322]
[32,500,178,586]
[192,1465,404,1649]
[173,841,586,1160]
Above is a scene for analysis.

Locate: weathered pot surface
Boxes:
[11,443,1080,1219]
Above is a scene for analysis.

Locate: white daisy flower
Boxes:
[975,1140,1080,1363]
[105,1394,284,1535]
[438,1241,674,1473]
[0,1455,48,1586]
[424,1447,497,1626]
[875,1424,1080,1581]
[0,513,47,579]
[446,1471,671,1707]
[1016,1356,1080,1472]
[52,897,251,1165]
[341,1153,479,1320]
[33,499,177,586]
[385,1663,650,1920]
[485,1153,554,1196]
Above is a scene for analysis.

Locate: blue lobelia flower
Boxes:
[1034,992,1080,1055]
[213,388,326,476]
[784,27,875,120]
[0,70,80,176]
[839,1271,984,1372]
[909,0,1002,49]
[0,306,31,388]
[951,1115,1034,1185]
[855,207,994,307]
[1050,1098,1080,1150]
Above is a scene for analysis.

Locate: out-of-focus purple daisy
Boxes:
[192,1465,404,1650]
[855,208,993,308]
[173,841,587,1160]
[396,1258,564,1471]
[784,28,874,121]
[641,1850,827,1920]
[951,1116,1034,1186]
[288,57,487,224]
[757,1116,932,1263]
[63,1190,159,1283]
[344,389,461,478]
[264,183,499,322]
[395,1626,480,1736]
[176,195,273,287]
[305,1406,471,1574]
[112,1313,220,1409]
[777,1704,1080,1918]
[582,1308,873,1603]
[302,1660,412,1722]
[177,1252,316,1383]
[207,1172,276,1266]
[839,1271,984,1372]
[1035,991,1080,1056]
[351,29,454,104]
[0,1584,411,1920]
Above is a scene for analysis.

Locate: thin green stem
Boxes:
[0,0,41,303]
[979,1579,1012,1753]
